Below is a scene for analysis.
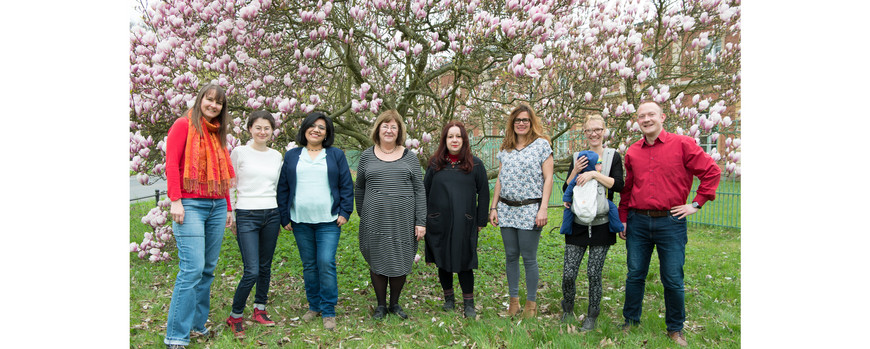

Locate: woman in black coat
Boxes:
[423,121,489,319]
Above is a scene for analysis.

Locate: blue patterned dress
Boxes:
[496,138,553,230]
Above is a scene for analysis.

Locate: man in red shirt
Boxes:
[617,101,721,347]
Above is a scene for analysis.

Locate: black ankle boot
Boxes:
[442,294,455,311]
[463,298,476,319]
[560,299,575,323]
[580,309,599,331]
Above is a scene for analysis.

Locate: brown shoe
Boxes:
[323,316,336,330]
[668,331,688,347]
[302,310,321,321]
[507,297,520,316]
[521,300,537,319]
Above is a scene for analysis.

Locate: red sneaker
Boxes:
[251,308,276,326]
[225,316,246,338]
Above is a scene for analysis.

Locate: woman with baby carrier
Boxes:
[559,114,624,330]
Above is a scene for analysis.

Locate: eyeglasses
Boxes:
[584,128,604,134]
[514,118,531,124]
[380,125,398,131]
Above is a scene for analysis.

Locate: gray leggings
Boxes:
[500,227,541,301]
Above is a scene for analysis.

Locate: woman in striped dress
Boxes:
[355,110,427,320]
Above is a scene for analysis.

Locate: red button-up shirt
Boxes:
[618,130,721,222]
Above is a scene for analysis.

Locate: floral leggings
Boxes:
[562,244,610,315]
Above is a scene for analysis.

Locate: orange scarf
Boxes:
[182,111,232,196]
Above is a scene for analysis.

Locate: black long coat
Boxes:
[423,156,489,272]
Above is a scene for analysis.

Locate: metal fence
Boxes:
[130,190,167,225]
[536,177,740,229]
[131,189,166,206]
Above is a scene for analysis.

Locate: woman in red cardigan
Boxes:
[163,83,235,348]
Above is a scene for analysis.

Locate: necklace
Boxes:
[306,146,322,152]
[378,144,398,154]
[447,153,460,165]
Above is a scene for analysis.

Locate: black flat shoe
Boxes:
[372,305,388,320]
[388,304,408,319]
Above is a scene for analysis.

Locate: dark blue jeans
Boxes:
[291,221,341,317]
[622,211,688,332]
[231,208,280,315]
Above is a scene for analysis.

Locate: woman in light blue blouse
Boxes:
[276,111,354,331]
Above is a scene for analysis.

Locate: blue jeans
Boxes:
[622,211,688,332]
[291,220,341,317]
[231,208,280,315]
[165,198,226,346]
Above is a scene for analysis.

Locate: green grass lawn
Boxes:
[130,203,740,348]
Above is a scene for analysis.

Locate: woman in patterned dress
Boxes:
[559,114,624,330]
[488,104,554,318]
[355,110,426,320]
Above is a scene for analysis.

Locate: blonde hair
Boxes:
[500,103,550,151]
[583,114,607,133]
[370,109,407,146]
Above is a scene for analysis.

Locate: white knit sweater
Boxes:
[230,144,283,210]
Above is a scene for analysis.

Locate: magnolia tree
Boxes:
[130,0,740,261]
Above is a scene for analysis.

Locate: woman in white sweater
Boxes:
[224,111,284,338]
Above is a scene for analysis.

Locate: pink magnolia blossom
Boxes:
[278,98,292,113]
[369,97,382,114]
[360,83,371,100]
[532,44,544,58]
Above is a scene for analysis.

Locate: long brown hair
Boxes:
[500,103,550,151]
[428,121,474,173]
[188,83,229,149]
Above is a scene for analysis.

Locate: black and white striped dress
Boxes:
[355,147,427,277]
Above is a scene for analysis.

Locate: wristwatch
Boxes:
[691,202,701,209]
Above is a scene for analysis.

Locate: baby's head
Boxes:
[577,150,598,173]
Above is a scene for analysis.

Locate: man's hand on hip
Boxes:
[670,204,699,219]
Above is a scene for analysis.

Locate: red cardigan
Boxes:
[165,117,235,211]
